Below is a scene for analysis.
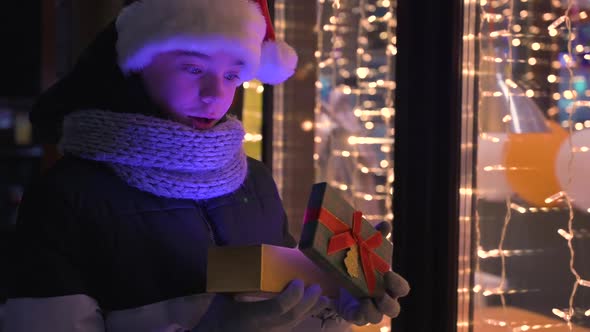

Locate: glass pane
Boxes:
[460,0,590,331]
[315,0,396,225]
[314,0,397,330]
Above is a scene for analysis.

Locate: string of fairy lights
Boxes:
[314,0,396,224]
[496,0,517,315]
[473,0,516,325]
[270,0,287,193]
[549,0,590,328]
[474,0,590,330]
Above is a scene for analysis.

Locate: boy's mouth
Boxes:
[188,116,216,129]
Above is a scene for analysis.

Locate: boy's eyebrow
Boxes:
[176,51,245,66]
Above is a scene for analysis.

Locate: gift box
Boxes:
[299,182,393,298]
[206,244,340,298]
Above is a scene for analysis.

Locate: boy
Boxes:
[5,0,408,331]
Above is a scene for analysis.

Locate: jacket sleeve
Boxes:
[4,295,105,332]
[5,179,106,332]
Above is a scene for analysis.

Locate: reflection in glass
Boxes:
[460,0,590,330]
[315,0,397,225]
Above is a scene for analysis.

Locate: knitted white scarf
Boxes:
[59,110,248,200]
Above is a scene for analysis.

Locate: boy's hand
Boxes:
[193,279,330,332]
[335,271,409,325]
[334,221,410,326]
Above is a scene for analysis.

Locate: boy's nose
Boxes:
[200,74,222,104]
[201,95,217,104]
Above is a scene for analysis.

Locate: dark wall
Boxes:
[0,2,42,97]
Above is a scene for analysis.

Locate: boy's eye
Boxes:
[183,65,203,75]
[225,73,240,81]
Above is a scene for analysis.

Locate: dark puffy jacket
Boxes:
[5,153,297,331]
[15,154,295,304]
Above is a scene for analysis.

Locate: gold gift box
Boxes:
[207,244,340,297]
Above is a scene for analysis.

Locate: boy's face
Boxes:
[141,50,244,129]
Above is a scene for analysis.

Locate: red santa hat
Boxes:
[115,0,297,85]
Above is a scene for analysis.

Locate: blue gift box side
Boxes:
[299,182,390,298]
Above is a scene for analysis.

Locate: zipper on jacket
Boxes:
[195,202,218,246]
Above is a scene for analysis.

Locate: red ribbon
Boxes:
[305,208,391,295]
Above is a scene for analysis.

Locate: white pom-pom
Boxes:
[256,40,298,85]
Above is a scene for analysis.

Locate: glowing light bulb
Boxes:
[558,229,573,240]
[512,38,521,47]
[357,67,370,79]
[549,15,566,30]
[545,191,565,204]
[301,120,314,132]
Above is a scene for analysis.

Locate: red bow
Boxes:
[304,208,391,295]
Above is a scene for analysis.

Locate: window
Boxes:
[459,0,590,330]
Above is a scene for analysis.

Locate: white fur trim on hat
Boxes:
[116,0,266,82]
[256,40,298,85]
